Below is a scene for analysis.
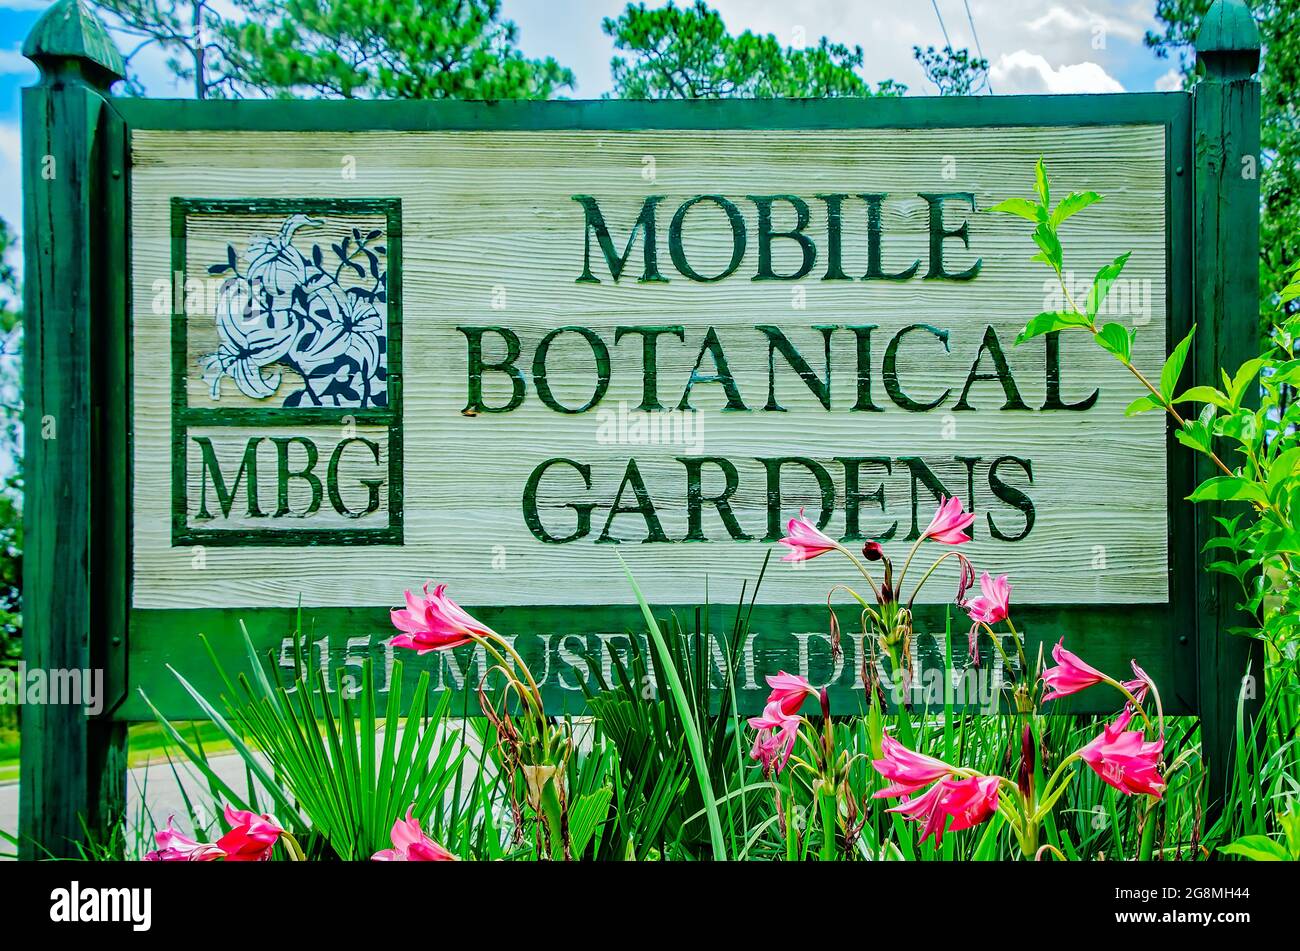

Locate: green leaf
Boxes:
[568,787,613,860]
[1031,223,1063,273]
[1220,835,1290,861]
[1281,810,1300,856]
[1160,324,1196,401]
[866,687,884,761]
[1229,358,1265,408]
[1256,525,1300,556]
[1269,360,1300,386]
[1175,425,1211,453]
[986,197,1042,222]
[1034,156,1050,208]
[1267,446,1300,498]
[618,553,727,860]
[1094,322,1133,363]
[1049,191,1101,229]
[1015,310,1091,344]
[1215,411,1258,444]
[1188,476,1269,505]
[1201,536,1242,552]
[1174,384,1230,409]
[972,813,1005,860]
[1125,394,1163,416]
[1086,252,1131,319]
[1207,559,1250,581]
[157,666,301,820]
[1034,771,1075,821]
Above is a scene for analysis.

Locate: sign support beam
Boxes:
[1192,0,1264,815]
[19,0,129,859]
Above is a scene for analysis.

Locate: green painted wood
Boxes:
[1195,0,1263,61]
[115,78,1203,719]
[96,86,130,718]
[1166,94,1200,716]
[117,602,1192,721]
[18,0,128,860]
[4,0,1261,870]
[21,0,124,85]
[1191,0,1265,812]
[113,90,1185,133]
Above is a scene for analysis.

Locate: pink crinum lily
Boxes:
[778,509,840,562]
[390,582,496,655]
[1041,638,1107,702]
[921,496,976,545]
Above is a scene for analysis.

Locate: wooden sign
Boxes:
[119,109,1183,719]
[19,0,1264,856]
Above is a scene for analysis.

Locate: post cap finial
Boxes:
[22,0,125,87]
[1195,0,1262,78]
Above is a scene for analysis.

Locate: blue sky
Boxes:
[0,0,1185,258]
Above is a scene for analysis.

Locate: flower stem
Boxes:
[977,620,1017,672]
[1100,676,1155,732]
[835,547,886,604]
[905,549,965,606]
[280,831,307,862]
[1004,617,1028,671]
[818,786,838,861]
[468,634,544,722]
[1057,271,1238,481]
[1037,751,1081,810]
[893,535,928,595]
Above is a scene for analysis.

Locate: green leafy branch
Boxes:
[991,160,1300,655]
[989,158,1237,484]
[992,158,1292,498]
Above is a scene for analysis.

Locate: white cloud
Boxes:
[676,0,1154,95]
[0,123,20,256]
[0,45,33,77]
[0,123,16,164]
[990,49,1124,94]
[98,0,1167,99]
[1154,66,1184,92]
[1026,5,1146,45]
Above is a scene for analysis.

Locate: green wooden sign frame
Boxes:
[114,90,1199,723]
[17,0,1265,858]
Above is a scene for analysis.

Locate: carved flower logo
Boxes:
[199,214,388,408]
[197,274,297,400]
[246,213,315,295]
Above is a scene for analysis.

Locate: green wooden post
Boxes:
[19,0,129,859]
[1191,0,1264,814]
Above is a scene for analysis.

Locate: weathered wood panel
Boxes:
[130,125,1168,609]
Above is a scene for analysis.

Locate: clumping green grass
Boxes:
[110,574,1296,862]
[9,570,1296,861]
